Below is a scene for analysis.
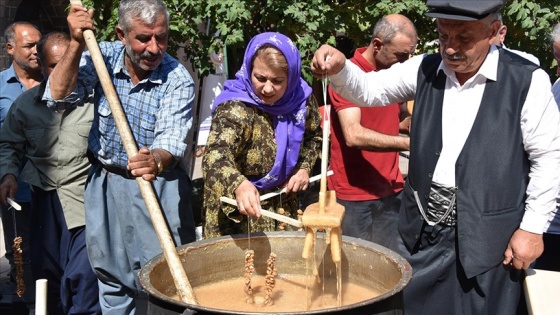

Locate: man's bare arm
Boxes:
[49,5,92,99]
[338,107,409,151]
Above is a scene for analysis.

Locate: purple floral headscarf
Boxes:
[212,32,312,190]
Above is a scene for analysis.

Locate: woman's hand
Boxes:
[235,180,261,218]
[284,168,310,194]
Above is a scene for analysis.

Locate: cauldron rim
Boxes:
[139,231,412,314]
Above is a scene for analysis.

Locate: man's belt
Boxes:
[87,150,133,178]
[87,150,180,178]
[100,163,134,178]
[414,182,457,227]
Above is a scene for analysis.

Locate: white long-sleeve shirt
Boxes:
[329,46,560,234]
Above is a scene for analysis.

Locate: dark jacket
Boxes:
[401,50,538,278]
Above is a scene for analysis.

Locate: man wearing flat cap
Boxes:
[425,0,505,20]
[311,0,560,314]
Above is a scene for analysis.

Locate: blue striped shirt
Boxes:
[44,41,194,168]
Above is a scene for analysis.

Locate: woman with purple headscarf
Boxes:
[202,32,322,238]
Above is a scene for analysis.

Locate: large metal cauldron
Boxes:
[139,232,411,315]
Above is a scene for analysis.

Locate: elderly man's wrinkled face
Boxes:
[437,17,499,84]
[117,15,168,80]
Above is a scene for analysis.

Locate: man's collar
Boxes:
[2,64,19,83]
[114,46,163,85]
[113,46,127,76]
[34,80,48,103]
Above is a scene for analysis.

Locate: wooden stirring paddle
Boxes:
[68,0,197,305]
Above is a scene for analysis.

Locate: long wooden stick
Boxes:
[68,0,196,304]
[258,170,333,201]
[318,118,330,214]
[319,71,331,214]
[219,196,303,228]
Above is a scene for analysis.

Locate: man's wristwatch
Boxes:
[153,152,164,175]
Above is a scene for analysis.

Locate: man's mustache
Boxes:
[141,51,162,59]
[443,51,466,60]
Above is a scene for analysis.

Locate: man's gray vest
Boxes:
[401,50,538,278]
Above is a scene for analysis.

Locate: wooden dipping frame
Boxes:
[301,98,345,265]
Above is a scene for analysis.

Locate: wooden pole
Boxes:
[68,0,197,304]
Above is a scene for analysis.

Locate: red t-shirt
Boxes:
[327,47,404,201]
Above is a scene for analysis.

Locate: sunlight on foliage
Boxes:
[84,0,558,82]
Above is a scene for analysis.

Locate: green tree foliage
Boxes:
[85,0,559,82]
[503,0,560,77]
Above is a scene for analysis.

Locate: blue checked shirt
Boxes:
[43,41,194,168]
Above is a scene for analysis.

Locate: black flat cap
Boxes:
[426,0,506,21]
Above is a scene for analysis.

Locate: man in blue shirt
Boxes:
[0,21,41,308]
[44,0,197,313]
